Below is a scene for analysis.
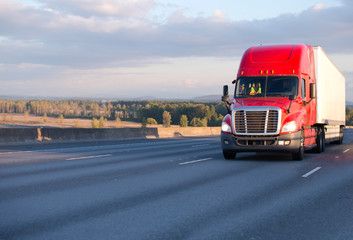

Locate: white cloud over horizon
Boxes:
[0,0,353,99]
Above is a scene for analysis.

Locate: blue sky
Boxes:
[0,0,352,100]
[153,0,341,21]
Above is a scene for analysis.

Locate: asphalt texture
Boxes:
[1,130,353,240]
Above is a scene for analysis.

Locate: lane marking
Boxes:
[66,154,112,161]
[302,167,322,178]
[191,144,210,148]
[0,150,32,155]
[343,149,350,153]
[179,158,213,165]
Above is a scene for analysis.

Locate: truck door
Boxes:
[302,76,316,145]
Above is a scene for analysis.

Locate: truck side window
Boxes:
[301,78,306,99]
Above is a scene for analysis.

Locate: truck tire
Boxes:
[333,126,344,144]
[314,127,325,153]
[223,150,237,160]
[292,130,304,160]
[338,126,344,144]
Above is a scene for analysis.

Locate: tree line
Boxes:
[346,107,353,126]
[2,100,353,126]
[0,99,228,127]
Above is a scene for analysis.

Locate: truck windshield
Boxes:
[235,76,298,98]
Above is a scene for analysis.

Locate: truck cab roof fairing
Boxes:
[237,44,314,79]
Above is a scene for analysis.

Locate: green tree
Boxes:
[141,117,147,128]
[162,111,171,127]
[346,107,353,126]
[190,117,198,127]
[99,116,104,128]
[91,118,99,128]
[179,115,188,127]
[147,118,158,125]
[190,117,207,127]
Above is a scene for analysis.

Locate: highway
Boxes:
[1,129,353,240]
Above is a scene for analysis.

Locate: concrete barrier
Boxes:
[0,127,221,146]
[0,128,38,144]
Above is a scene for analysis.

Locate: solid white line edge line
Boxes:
[179,158,213,165]
[302,167,322,178]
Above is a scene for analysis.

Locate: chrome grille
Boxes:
[233,107,280,135]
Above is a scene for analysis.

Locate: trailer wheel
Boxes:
[314,127,325,153]
[333,126,344,144]
[223,150,237,160]
[338,126,344,144]
[292,130,304,160]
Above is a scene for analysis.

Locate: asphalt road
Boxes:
[1,130,353,240]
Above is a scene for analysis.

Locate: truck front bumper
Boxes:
[221,131,301,153]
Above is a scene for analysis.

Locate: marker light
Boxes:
[292,69,295,74]
[260,70,263,74]
[271,70,274,74]
[241,71,244,75]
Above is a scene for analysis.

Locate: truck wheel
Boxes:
[338,127,344,144]
[314,127,325,153]
[333,126,344,144]
[292,130,304,161]
[223,150,237,160]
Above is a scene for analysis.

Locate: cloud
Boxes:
[212,9,227,22]
[0,0,353,98]
[312,3,325,11]
[184,78,199,89]
[39,0,156,18]
[1,0,352,69]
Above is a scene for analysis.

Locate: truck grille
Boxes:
[234,108,280,135]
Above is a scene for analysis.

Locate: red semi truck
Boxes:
[221,44,345,160]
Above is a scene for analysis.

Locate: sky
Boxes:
[0,0,353,100]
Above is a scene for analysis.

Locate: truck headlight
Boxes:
[222,121,232,133]
[281,121,297,133]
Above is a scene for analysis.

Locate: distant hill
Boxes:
[192,95,220,102]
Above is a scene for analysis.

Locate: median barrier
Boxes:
[0,127,221,145]
[0,128,38,144]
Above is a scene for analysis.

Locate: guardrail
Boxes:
[0,127,221,145]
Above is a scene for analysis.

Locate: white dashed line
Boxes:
[66,154,112,161]
[0,150,32,155]
[302,167,322,178]
[191,144,210,148]
[343,149,350,153]
[179,158,213,165]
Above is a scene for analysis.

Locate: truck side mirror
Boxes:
[222,85,229,102]
[310,83,316,99]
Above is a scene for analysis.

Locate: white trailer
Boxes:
[313,46,346,142]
